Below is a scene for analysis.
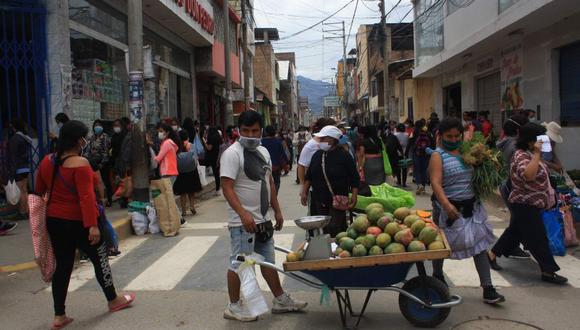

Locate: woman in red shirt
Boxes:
[36,121,135,329]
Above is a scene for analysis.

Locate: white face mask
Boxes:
[238,136,261,150]
[319,142,331,151]
[158,132,166,140]
[171,125,178,131]
[113,127,121,133]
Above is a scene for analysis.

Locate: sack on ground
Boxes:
[146,205,160,234]
[131,211,148,236]
[150,178,180,236]
[4,179,20,205]
[28,194,55,282]
[235,254,269,317]
[542,208,566,256]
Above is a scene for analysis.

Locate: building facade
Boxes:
[412,0,580,170]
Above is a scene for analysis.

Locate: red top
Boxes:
[35,155,98,228]
[481,120,492,137]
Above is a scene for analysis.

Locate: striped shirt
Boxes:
[436,148,474,201]
[509,150,552,209]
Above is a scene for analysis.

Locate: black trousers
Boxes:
[47,217,117,316]
[311,198,348,238]
[100,162,113,203]
[492,204,560,273]
[210,162,220,192]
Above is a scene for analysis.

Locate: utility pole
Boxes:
[380,0,390,122]
[128,0,148,202]
[323,21,347,120]
[241,0,251,112]
[223,0,233,126]
[342,21,348,120]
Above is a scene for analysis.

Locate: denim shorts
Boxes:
[228,225,275,271]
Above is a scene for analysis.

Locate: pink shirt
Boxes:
[155,139,178,176]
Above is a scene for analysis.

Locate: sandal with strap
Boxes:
[109,293,136,313]
[51,317,74,330]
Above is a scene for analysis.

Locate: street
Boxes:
[1,171,580,330]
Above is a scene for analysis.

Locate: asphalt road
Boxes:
[2,170,579,330]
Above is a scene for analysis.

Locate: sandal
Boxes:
[109,293,136,313]
[190,208,197,216]
[51,317,74,330]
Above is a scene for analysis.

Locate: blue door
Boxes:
[0,0,50,183]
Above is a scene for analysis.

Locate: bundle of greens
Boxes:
[460,132,507,200]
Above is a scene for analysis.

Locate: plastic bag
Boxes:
[198,163,208,186]
[131,212,148,236]
[353,183,415,213]
[4,179,20,205]
[235,254,269,318]
[146,205,160,234]
[542,208,566,256]
[563,209,579,247]
[380,140,393,176]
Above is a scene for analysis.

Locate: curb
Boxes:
[0,180,218,274]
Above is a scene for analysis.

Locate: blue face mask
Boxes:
[442,139,462,151]
[94,126,103,135]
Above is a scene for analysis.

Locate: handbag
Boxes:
[256,221,274,243]
[29,193,55,283]
[321,152,350,211]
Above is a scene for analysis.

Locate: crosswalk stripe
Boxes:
[124,236,218,291]
[48,236,149,292]
[257,234,294,292]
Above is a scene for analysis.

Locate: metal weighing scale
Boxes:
[294,216,332,260]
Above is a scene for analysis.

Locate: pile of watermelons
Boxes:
[333,203,445,258]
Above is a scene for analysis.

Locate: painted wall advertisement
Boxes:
[500,44,523,111]
[129,71,144,123]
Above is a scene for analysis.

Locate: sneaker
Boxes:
[79,254,89,263]
[272,292,308,313]
[223,302,258,322]
[0,221,17,235]
[541,272,568,285]
[416,185,425,195]
[508,247,531,259]
[483,287,505,304]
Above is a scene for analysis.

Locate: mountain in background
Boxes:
[297,75,335,115]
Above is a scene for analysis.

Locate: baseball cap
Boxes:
[314,125,342,140]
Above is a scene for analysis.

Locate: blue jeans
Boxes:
[228,225,275,271]
[413,154,429,186]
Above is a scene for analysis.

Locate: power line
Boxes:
[345,0,360,48]
[278,0,355,40]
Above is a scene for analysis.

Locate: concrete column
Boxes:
[45,0,71,132]
[190,47,199,121]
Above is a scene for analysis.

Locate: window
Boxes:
[371,79,378,97]
[499,0,521,13]
[69,0,127,43]
[415,0,444,65]
[560,42,580,126]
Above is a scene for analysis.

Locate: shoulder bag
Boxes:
[322,152,350,211]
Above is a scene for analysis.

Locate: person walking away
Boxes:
[410,125,432,195]
[383,127,403,186]
[293,126,310,184]
[8,120,32,219]
[261,126,288,195]
[110,119,127,204]
[393,124,409,187]
[174,130,202,217]
[357,125,385,186]
[35,121,135,330]
[302,126,359,237]
[489,123,568,284]
[118,118,134,208]
[298,118,337,214]
[495,114,531,261]
[282,130,294,173]
[85,120,112,206]
[429,117,505,304]
[154,123,182,234]
[221,111,307,321]
[48,113,70,153]
[202,126,223,196]
[427,112,440,137]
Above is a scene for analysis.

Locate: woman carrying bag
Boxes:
[302,126,360,237]
[174,130,202,217]
[35,121,134,330]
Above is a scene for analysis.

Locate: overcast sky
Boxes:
[253,0,414,82]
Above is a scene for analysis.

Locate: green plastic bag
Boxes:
[352,183,415,213]
[128,201,150,215]
[380,139,393,176]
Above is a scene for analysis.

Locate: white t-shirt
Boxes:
[220,142,272,226]
[298,139,319,167]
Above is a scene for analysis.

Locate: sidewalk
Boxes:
[0,176,217,273]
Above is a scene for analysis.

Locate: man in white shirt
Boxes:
[221,111,307,322]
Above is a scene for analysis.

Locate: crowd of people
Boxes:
[0,106,573,326]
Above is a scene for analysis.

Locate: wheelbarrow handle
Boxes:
[274,245,293,254]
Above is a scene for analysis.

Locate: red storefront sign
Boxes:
[173,0,214,34]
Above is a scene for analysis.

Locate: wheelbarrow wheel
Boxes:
[398,276,451,328]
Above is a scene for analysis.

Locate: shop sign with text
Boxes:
[169,0,214,34]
